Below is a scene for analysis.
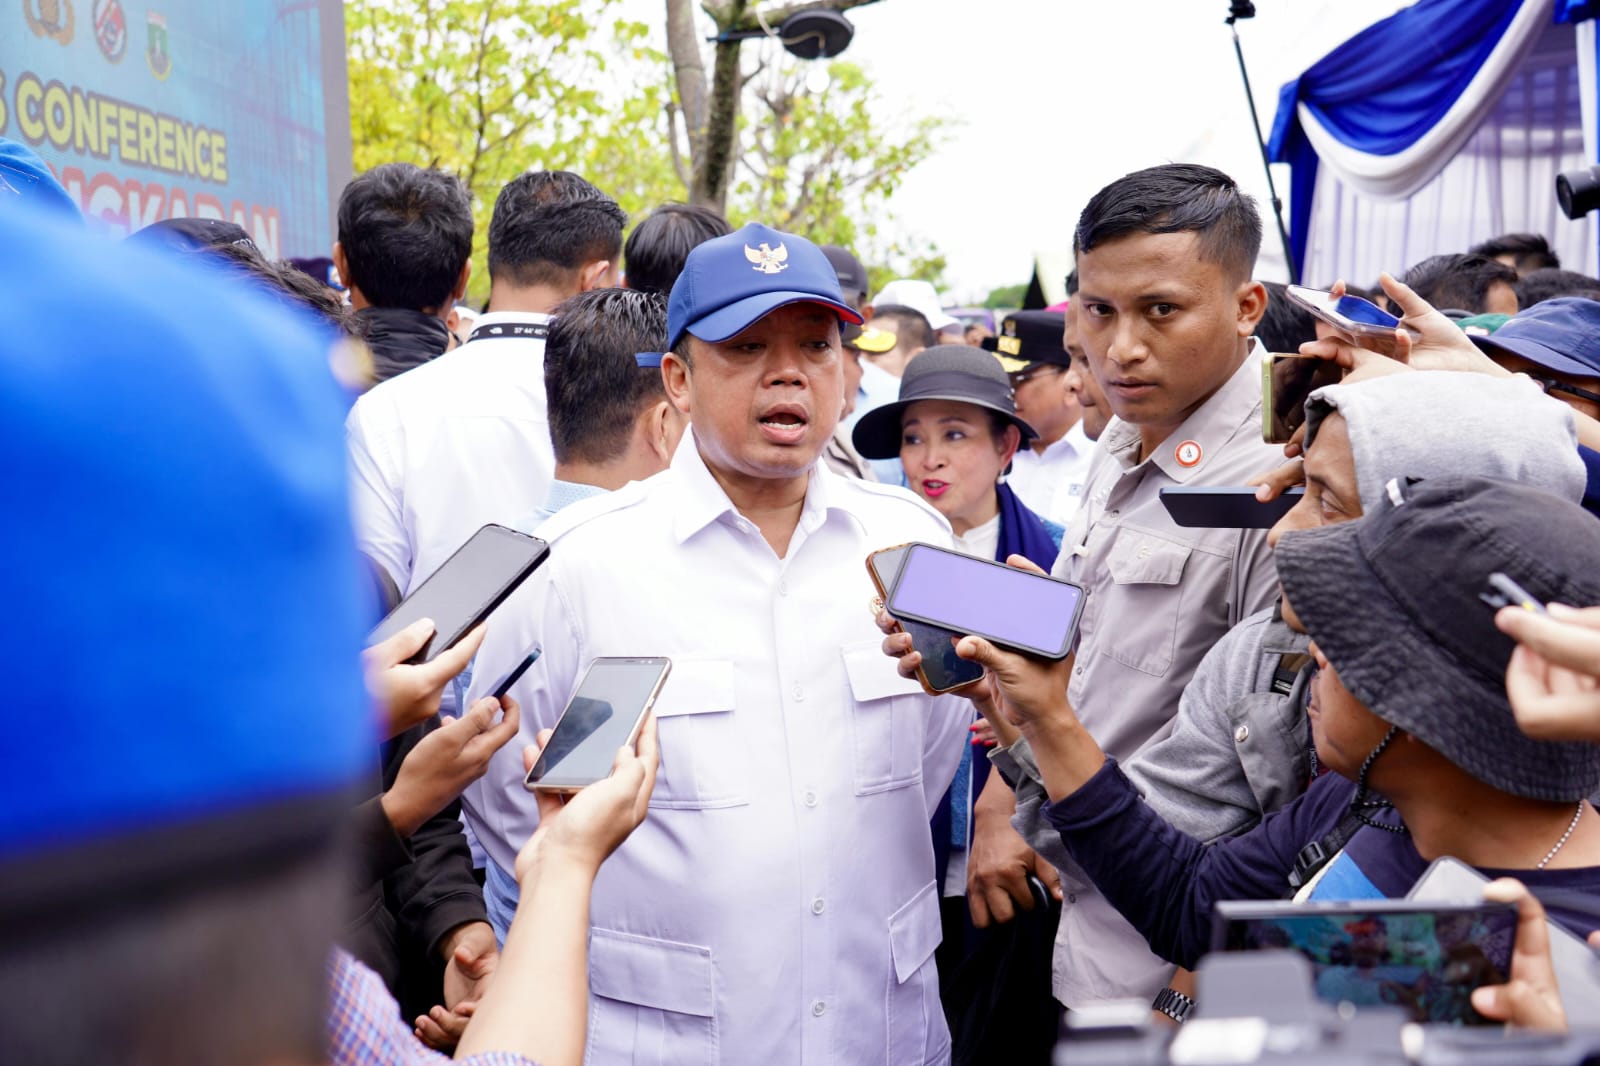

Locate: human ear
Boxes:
[662,351,693,416]
[996,423,1022,473]
[580,259,616,292]
[1236,279,1269,338]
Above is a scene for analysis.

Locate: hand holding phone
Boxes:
[1285,284,1419,361]
[368,524,550,664]
[519,714,660,877]
[867,545,985,695]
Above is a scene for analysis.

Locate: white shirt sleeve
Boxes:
[345,397,411,591]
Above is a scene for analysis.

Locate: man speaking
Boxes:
[467,224,969,1064]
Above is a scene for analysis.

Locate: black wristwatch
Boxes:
[1152,986,1195,1023]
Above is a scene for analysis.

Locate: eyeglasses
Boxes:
[1008,364,1067,388]
[1527,374,1600,408]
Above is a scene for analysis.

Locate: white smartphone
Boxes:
[1408,855,1600,1020]
[523,657,671,793]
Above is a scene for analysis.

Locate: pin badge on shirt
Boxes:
[1175,440,1203,468]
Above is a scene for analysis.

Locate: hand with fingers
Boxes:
[1498,604,1600,742]
[380,694,521,838]
[517,717,661,880]
[1470,879,1568,1031]
[364,620,488,740]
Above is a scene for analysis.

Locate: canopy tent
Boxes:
[1269,0,1600,286]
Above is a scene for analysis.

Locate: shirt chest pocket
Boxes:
[842,638,927,795]
[649,659,747,810]
[585,929,719,1066]
[1100,529,1192,678]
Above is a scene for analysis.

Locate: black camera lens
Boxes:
[1557,165,1600,220]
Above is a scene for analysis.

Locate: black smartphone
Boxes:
[868,546,985,694]
[1262,353,1343,444]
[524,657,672,793]
[1212,899,1518,1025]
[488,648,541,701]
[885,543,1086,660]
[367,524,550,664]
[1160,486,1305,529]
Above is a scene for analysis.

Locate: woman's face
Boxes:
[1306,639,1395,782]
[899,398,1018,535]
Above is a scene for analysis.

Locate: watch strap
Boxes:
[1152,986,1195,1023]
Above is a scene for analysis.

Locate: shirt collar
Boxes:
[467,310,553,337]
[543,479,609,514]
[669,429,848,545]
[1102,339,1264,483]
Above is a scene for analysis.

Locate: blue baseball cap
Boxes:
[0,137,79,221]
[1472,297,1600,379]
[0,206,369,915]
[667,222,863,348]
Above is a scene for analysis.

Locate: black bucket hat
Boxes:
[851,344,1038,460]
[1274,474,1600,802]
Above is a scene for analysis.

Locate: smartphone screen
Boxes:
[1334,294,1400,329]
[886,543,1085,660]
[1286,284,1401,334]
[870,547,984,692]
[1216,902,1516,1025]
[1264,354,1342,444]
[1160,486,1305,529]
[525,657,671,791]
[367,525,550,664]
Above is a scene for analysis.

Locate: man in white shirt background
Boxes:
[344,170,626,601]
[982,309,1095,526]
[465,223,970,1064]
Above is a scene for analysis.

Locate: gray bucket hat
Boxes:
[1274,474,1600,802]
[851,344,1037,460]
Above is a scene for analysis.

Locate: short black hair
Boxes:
[204,242,356,336]
[545,288,669,465]
[1256,281,1319,353]
[1064,269,1080,297]
[1514,268,1600,308]
[336,163,471,312]
[488,171,627,289]
[1469,232,1560,274]
[871,304,935,351]
[1401,254,1518,314]
[624,203,731,296]
[1074,163,1262,281]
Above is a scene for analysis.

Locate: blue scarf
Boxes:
[995,481,1063,570]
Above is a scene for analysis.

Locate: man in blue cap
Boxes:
[467,223,971,1064]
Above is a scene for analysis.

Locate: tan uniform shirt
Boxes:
[1046,342,1283,1006]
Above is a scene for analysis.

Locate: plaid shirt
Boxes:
[326,949,539,1066]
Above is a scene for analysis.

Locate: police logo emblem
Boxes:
[744,241,789,275]
[24,0,75,45]
[1175,440,1203,467]
[93,0,126,62]
[146,10,171,80]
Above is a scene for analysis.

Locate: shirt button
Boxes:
[803,789,818,807]
[1235,725,1250,743]
[812,1000,827,1017]
[811,897,826,915]
[1067,893,1077,904]
[792,683,805,702]
[779,578,789,596]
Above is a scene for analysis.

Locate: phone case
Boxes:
[865,544,983,696]
[526,657,671,794]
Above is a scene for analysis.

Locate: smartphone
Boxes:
[1263,353,1343,444]
[1160,486,1305,529]
[1285,284,1418,358]
[524,657,671,793]
[1212,898,1517,1025]
[884,542,1086,660]
[867,545,985,695]
[487,648,541,701]
[367,525,550,665]
[1408,856,1600,1021]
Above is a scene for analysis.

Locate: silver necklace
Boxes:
[1537,801,1586,870]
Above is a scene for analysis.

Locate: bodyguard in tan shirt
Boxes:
[964,164,1283,1005]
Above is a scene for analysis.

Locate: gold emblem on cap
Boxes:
[998,335,1022,356]
[744,242,789,275]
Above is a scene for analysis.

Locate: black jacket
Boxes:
[343,714,489,1018]
[357,307,455,383]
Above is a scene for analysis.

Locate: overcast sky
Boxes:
[619,0,1410,299]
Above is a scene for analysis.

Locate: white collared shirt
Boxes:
[1006,420,1095,527]
[463,434,967,1065]
[345,311,555,594]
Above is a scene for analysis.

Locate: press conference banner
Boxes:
[2,0,352,258]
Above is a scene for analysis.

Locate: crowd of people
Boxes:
[9,128,1600,1066]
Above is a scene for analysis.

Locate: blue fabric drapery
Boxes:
[1268,0,1532,277]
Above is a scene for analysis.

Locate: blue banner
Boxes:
[1,0,348,257]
